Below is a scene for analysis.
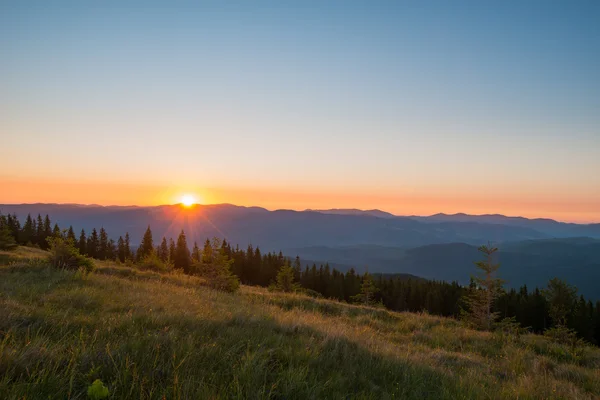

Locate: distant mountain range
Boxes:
[2,203,599,298]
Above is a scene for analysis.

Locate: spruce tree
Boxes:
[7,214,21,242]
[0,214,17,250]
[174,230,191,272]
[117,236,126,262]
[138,226,154,260]
[98,228,109,260]
[168,238,176,262]
[52,223,61,238]
[124,233,132,261]
[543,278,577,327]
[20,214,34,245]
[43,215,52,247]
[273,260,299,292]
[463,245,504,330]
[191,241,201,263]
[158,237,169,262]
[87,228,99,258]
[351,270,378,306]
[107,238,117,260]
[78,229,87,255]
[35,214,44,246]
[66,226,76,244]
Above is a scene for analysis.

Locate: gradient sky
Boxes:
[1,1,599,222]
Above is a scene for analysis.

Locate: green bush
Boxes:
[87,379,109,399]
[137,253,173,273]
[47,236,95,272]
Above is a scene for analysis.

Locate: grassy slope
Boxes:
[1,248,599,399]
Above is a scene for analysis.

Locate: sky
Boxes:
[1,1,599,222]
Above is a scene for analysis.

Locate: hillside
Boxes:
[286,239,600,300]
[1,250,599,399]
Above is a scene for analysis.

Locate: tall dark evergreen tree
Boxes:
[66,226,76,244]
[52,223,61,238]
[35,214,44,246]
[7,214,21,242]
[19,214,34,245]
[43,215,52,246]
[124,233,132,261]
[87,228,99,258]
[463,245,504,330]
[138,226,154,260]
[98,228,109,260]
[117,236,126,262]
[107,238,117,261]
[78,229,87,255]
[157,237,169,262]
[168,238,176,262]
[174,230,191,272]
[0,214,18,250]
[191,241,201,263]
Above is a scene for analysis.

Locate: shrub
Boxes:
[269,263,301,293]
[87,379,109,399]
[494,316,529,344]
[47,236,95,272]
[137,253,173,273]
[544,325,585,348]
[0,222,17,250]
[194,237,240,293]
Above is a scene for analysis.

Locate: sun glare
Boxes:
[180,194,196,207]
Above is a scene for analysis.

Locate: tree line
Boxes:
[1,212,599,345]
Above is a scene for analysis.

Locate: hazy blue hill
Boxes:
[306,208,396,219]
[0,203,549,250]
[2,203,599,298]
[411,213,600,238]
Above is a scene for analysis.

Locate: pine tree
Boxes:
[107,238,117,260]
[463,245,504,330]
[117,236,126,262]
[273,260,299,292]
[543,278,577,327]
[168,238,176,262]
[52,223,61,238]
[197,237,239,292]
[7,214,21,242]
[0,214,18,250]
[35,214,44,246]
[157,237,169,262]
[191,241,201,263]
[31,217,38,245]
[138,226,154,260]
[292,256,302,282]
[124,233,132,261]
[43,215,52,247]
[174,230,191,272]
[98,228,109,260]
[66,226,76,245]
[87,228,99,258]
[78,229,87,255]
[351,270,378,305]
[20,214,34,245]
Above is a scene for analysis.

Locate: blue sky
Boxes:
[1,1,599,221]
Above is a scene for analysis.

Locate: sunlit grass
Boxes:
[0,247,599,399]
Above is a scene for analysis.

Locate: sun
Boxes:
[180,194,196,207]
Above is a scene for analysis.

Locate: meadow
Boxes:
[1,247,599,399]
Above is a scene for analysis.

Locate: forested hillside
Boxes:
[2,212,600,345]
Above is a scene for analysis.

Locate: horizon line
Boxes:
[1,201,597,225]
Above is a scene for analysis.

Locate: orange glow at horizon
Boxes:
[0,177,598,224]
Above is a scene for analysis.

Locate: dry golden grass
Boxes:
[1,247,599,399]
